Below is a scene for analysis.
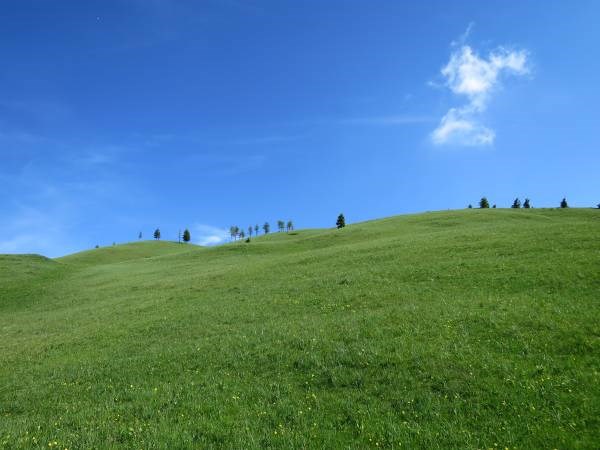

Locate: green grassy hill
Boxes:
[1,209,598,449]
[0,254,57,283]
[57,240,196,266]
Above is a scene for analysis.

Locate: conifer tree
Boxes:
[560,198,569,208]
[182,229,191,243]
[153,228,161,240]
[479,197,490,208]
[468,204,472,209]
[523,198,531,208]
[512,198,521,208]
[336,213,346,229]
[263,222,270,234]
[255,224,259,235]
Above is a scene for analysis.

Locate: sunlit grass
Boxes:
[1,208,599,448]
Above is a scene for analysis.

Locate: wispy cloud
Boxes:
[0,130,48,145]
[0,138,142,256]
[432,108,494,146]
[339,115,434,126]
[451,21,474,47]
[193,224,229,246]
[0,204,75,257]
[431,29,530,146]
[69,144,134,168]
[0,99,72,128]
[183,152,266,177]
[226,134,306,145]
[133,130,307,148]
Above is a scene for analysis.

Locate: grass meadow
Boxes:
[1,208,599,449]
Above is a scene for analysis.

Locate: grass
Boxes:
[1,208,599,449]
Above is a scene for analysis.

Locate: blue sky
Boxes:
[1,0,599,256]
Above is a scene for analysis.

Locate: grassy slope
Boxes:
[57,241,196,266]
[0,254,57,283]
[0,209,599,449]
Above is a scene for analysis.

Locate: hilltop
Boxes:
[57,240,198,266]
[0,208,598,448]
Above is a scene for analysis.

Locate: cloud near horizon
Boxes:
[193,224,229,246]
[0,203,75,257]
[432,43,529,146]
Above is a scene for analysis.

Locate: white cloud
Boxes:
[431,108,495,146]
[193,224,229,246]
[432,40,529,146]
[442,45,528,109]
